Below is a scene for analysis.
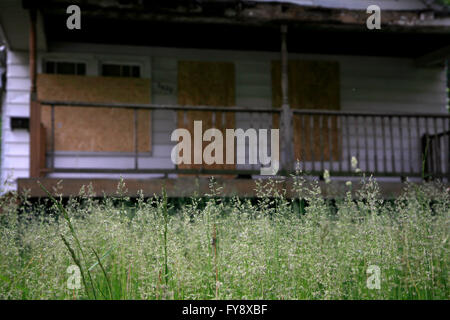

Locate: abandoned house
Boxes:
[0,0,449,197]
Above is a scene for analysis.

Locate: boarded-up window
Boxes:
[272,60,340,162]
[177,61,235,171]
[38,74,151,153]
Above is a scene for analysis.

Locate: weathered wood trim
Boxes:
[17,177,428,199]
[280,24,294,172]
[29,8,44,178]
[36,2,450,32]
[29,99,44,177]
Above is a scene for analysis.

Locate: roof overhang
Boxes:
[28,0,450,31]
[0,0,47,51]
[1,0,448,63]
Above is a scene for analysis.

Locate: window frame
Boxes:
[99,60,144,78]
[41,58,89,76]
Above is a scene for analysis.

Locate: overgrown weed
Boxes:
[0,175,448,300]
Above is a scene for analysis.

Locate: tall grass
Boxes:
[0,175,448,300]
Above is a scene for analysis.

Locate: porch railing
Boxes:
[37,100,450,180]
[292,109,450,179]
[39,100,282,176]
[422,130,450,179]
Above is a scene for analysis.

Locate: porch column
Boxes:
[29,7,43,178]
[280,25,294,173]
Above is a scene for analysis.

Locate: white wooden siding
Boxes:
[1,51,30,191]
[1,44,448,191]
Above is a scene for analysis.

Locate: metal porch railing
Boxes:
[292,109,450,179]
[37,100,450,180]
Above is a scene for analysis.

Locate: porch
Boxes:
[8,1,449,197]
[18,99,450,197]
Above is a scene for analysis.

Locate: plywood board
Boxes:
[177,61,236,172]
[38,74,151,153]
[272,60,340,162]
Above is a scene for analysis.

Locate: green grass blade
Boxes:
[91,247,113,300]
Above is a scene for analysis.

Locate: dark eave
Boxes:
[27,0,450,32]
[15,0,450,61]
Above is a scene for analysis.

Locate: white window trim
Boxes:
[96,54,151,78]
[42,60,87,75]
[99,61,143,78]
[38,53,96,75]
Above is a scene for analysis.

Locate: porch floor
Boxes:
[17,177,414,199]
